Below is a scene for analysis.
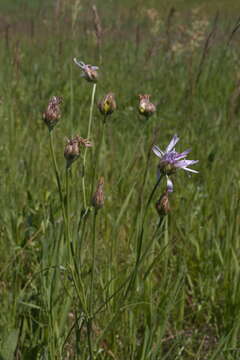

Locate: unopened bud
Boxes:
[92,177,104,210]
[156,191,170,216]
[64,136,93,168]
[98,93,116,117]
[64,137,80,168]
[138,94,156,118]
[42,96,63,131]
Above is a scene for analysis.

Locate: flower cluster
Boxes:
[42,59,199,216]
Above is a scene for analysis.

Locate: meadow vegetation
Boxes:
[0,0,240,359]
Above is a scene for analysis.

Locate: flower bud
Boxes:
[138,94,156,118]
[64,136,93,168]
[156,191,170,216]
[64,137,80,168]
[73,58,99,83]
[42,96,63,131]
[98,93,116,117]
[92,177,104,210]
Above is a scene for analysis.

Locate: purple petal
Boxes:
[73,58,85,69]
[166,176,173,192]
[174,149,191,160]
[165,134,180,153]
[174,160,198,168]
[152,145,164,158]
[182,167,199,173]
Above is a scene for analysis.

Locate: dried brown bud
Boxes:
[98,93,116,117]
[92,177,104,210]
[138,94,156,118]
[156,191,170,216]
[64,136,93,168]
[42,96,63,131]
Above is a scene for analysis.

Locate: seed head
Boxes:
[138,94,156,118]
[156,191,170,216]
[64,136,93,168]
[98,93,116,118]
[73,58,99,83]
[42,96,63,131]
[92,177,104,210]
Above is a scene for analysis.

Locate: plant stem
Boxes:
[90,209,97,314]
[91,119,106,197]
[87,209,98,359]
[86,320,93,360]
[82,83,97,211]
[124,177,162,298]
[65,167,71,259]
[49,130,66,230]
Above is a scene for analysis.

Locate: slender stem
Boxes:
[77,210,90,267]
[65,168,69,223]
[91,118,106,196]
[82,83,97,210]
[49,131,66,227]
[137,176,162,262]
[89,210,97,313]
[87,209,97,359]
[87,83,97,141]
[65,167,71,258]
[124,177,162,298]
[86,321,93,360]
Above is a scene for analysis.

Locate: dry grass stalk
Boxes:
[92,5,103,63]
[195,11,219,85]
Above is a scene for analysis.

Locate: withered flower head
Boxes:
[156,190,170,217]
[138,94,156,118]
[92,176,104,210]
[98,93,116,117]
[42,96,63,131]
[73,58,99,83]
[64,135,93,168]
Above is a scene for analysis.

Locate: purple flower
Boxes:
[73,58,99,82]
[152,135,198,178]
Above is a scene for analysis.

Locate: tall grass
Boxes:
[0,1,240,359]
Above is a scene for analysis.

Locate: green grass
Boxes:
[0,1,240,359]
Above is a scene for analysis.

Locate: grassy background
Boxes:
[0,0,240,359]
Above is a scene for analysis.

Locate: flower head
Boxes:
[138,94,156,118]
[152,135,198,178]
[98,93,116,118]
[73,58,99,83]
[64,136,93,168]
[42,96,63,131]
